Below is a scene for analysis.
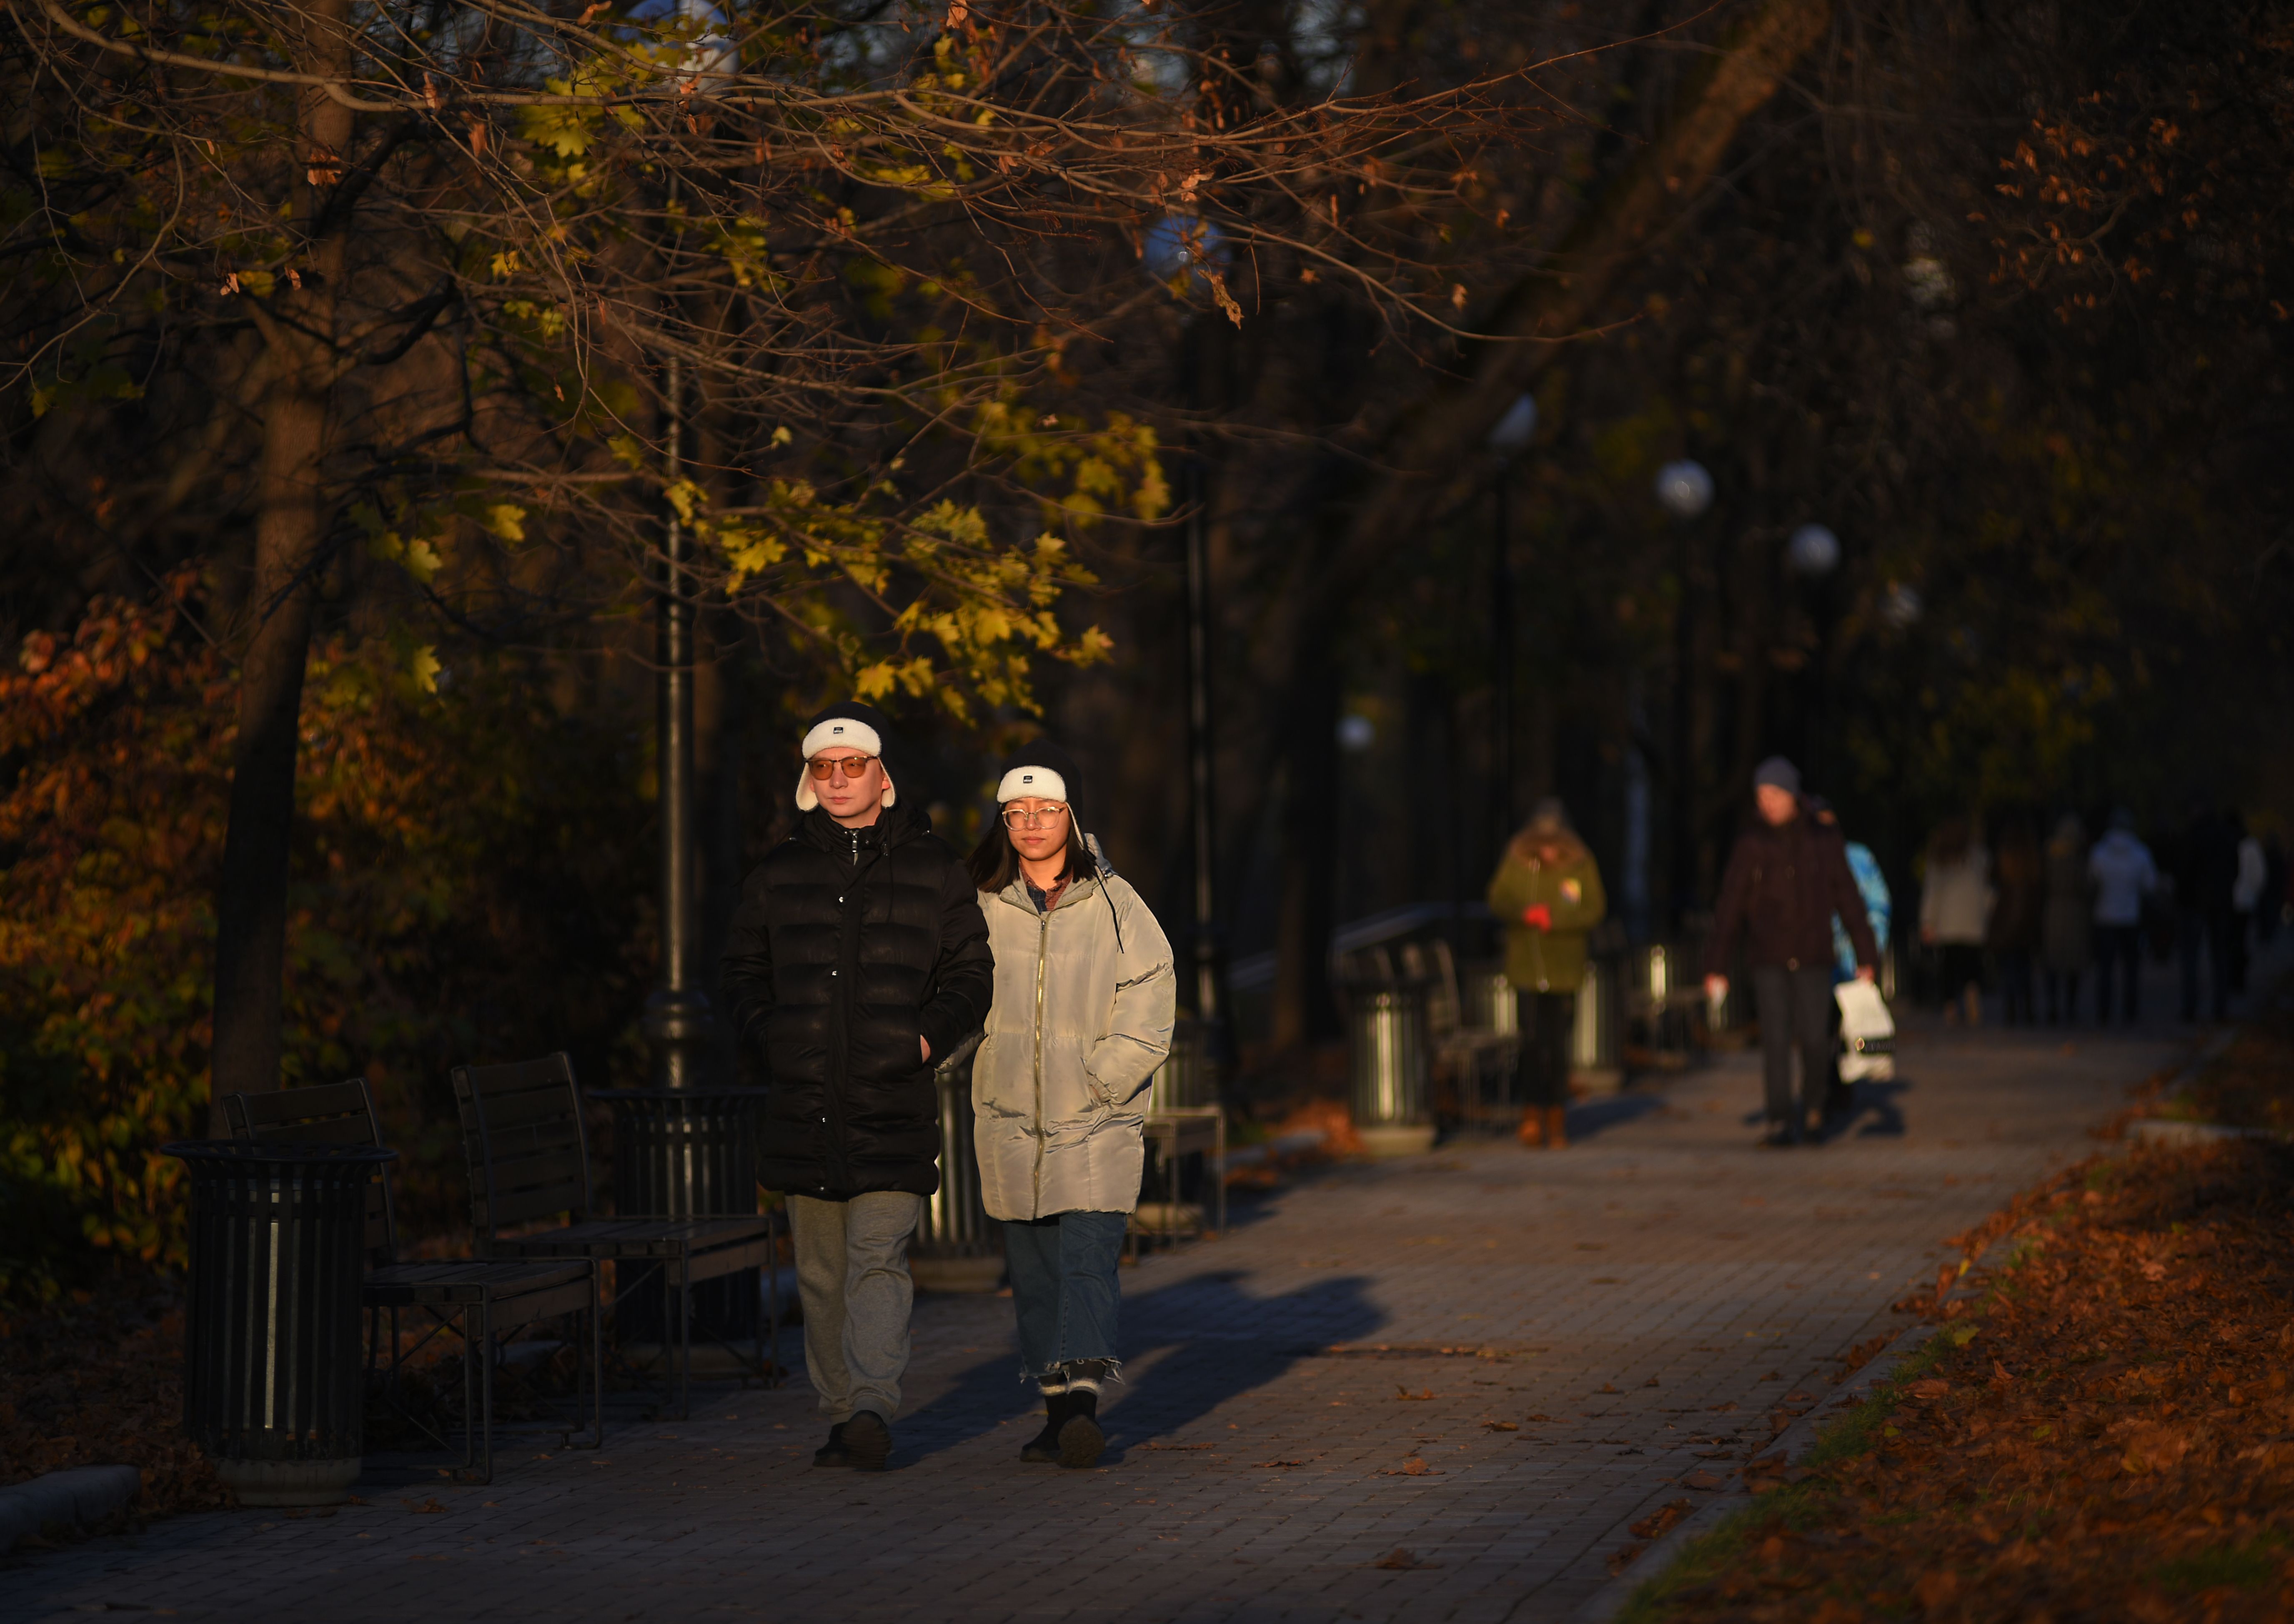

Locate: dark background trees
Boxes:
[5,0,2291,1293]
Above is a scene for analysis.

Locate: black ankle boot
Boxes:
[1022,1392,1074,1464]
[1057,1388,1104,1469]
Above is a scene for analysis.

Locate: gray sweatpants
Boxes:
[787,1191,923,1423]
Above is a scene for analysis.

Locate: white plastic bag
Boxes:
[1835,979,1896,1082]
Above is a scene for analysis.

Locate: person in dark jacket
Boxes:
[2170,800,2239,1023]
[1702,758,1879,1147]
[719,701,993,1472]
[1987,813,2043,1027]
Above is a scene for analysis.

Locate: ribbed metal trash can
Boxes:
[1347,984,1435,1156]
[593,1088,767,1369]
[164,1140,395,1506]
[912,1038,1002,1292]
[1570,956,1625,1090]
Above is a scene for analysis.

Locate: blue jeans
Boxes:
[1002,1210,1127,1380]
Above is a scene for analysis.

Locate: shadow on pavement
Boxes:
[894,1268,1384,1468]
[1563,1091,1668,1143]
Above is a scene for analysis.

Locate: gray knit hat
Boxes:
[1752,756,1801,796]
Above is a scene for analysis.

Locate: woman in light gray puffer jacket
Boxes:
[967,740,1174,1470]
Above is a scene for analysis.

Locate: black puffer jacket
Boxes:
[720,804,993,1198]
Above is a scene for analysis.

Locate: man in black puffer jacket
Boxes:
[720,701,992,1471]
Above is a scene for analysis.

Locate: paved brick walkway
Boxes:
[3,1022,2188,1624]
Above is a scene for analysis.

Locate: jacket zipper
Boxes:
[1030,895,1050,1215]
[826,823,870,1190]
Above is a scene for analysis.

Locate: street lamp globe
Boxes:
[1487,393,1538,459]
[1143,215,1228,290]
[1653,459,1713,520]
[1786,524,1841,576]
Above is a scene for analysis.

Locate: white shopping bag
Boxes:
[1835,979,1896,1082]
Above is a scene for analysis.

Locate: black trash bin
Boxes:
[164,1140,396,1506]
[591,1088,769,1373]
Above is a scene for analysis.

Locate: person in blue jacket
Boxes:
[1810,798,1890,1118]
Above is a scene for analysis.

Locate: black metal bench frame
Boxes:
[451,1053,775,1419]
[223,1080,604,1484]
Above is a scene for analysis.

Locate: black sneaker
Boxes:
[843,1408,893,1472]
[1057,1390,1104,1469]
[1021,1392,1074,1464]
[811,1421,850,1468]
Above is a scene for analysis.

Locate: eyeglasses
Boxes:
[1002,804,1070,830]
[806,754,876,779]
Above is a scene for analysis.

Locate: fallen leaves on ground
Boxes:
[0,1276,225,1519]
[1632,1500,1694,1540]
[1380,1456,1442,1476]
[1372,1546,1440,1569]
[1483,1419,1520,1432]
[1634,1131,2294,1622]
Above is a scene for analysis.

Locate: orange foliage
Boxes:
[0,570,652,1298]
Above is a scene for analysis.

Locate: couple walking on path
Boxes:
[718,704,1176,1473]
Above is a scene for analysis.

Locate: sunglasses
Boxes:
[806,754,877,779]
[1002,804,1070,830]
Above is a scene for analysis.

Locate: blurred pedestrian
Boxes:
[1486,797,1608,1150]
[2264,834,2288,945]
[1702,759,1878,1148]
[2087,808,2157,1025]
[1918,817,1993,1025]
[1811,800,1891,985]
[2231,815,2265,994]
[2039,813,2092,1025]
[721,702,995,1473]
[1987,814,2043,1027]
[2170,800,2239,1022]
[969,740,1175,1470]
[1811,797,1891,1122]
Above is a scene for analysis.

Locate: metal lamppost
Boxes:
[1655,460,1713,935]
[1145,217,1230,1050]
[644,352,715,1090]
[1485,394,1538,847]
[596,10,771,1376]
[1786,523,1840,784]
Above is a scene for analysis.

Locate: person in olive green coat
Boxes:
[1485,797,1608,1148]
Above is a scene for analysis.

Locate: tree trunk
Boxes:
[1268,660,1342,1053]
[206,19,353,1130]
[1245,0,1833,1028]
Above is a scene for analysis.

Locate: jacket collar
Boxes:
[993,870,1100,914]
[799,802,922,855]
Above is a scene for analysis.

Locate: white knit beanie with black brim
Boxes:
[794,702,898,812]
[993,738,1082,819]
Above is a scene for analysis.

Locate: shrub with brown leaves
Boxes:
[1634,1138,2294,1622]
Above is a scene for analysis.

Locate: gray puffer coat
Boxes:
[972,862,1175,1222]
